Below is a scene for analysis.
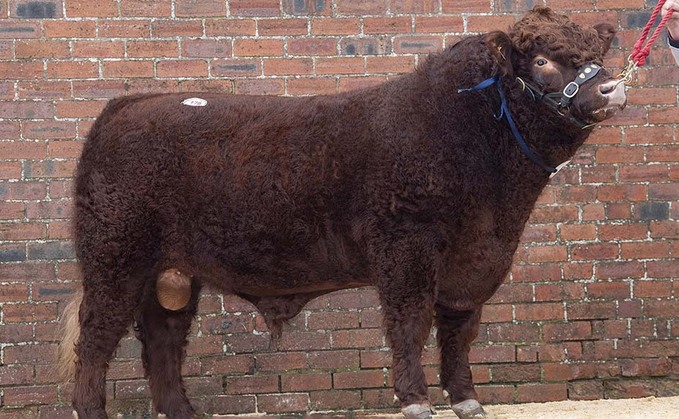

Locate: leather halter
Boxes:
[516,62,602,129]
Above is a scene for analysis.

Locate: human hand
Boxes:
[662,0,679,40]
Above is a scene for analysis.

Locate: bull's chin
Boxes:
[589,104,625,122]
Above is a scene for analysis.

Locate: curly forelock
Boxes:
[509,6,605,67]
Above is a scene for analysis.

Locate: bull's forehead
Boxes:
[509,23,605,67]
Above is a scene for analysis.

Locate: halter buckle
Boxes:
[563,81,579,98]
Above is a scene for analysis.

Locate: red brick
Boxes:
[0,283,30,302]
[287,77,337,95]
[152,19,203,37]
[263,58,313,76]
[367,56,416,74]
[65,0,117,16]
[204,19,257,36]
[120,0,171,17]
[47,60,99,79]
[200,355,254,375]
[0,22,40,38]
[211,59,260,77]
[316,57,364,75]
[331,329,383,349]
[515,303,564,321]
[467,15,516,33]
[98,20,150,38]
[259,18,308,36]
[176,0,226,17]
[364,17,411,34]
[517,383,567,403]
[480,304,513,323]
[338,76,387,92]
[72,41,125,57]
[469,345,515,364]
[257,352,307,372]
[308,350,359,369]
[288,38,337,56]
[626,126,675,144]
[596,146,645,163]
[491,364,541,383]
[234,38,284,57]
[442,0,490,13]
[336,0,387,15]
[571,243,619,261]
[257,393,309,413]
[0,61,43,80]
[477,385,514,404]
[559,224,596,241]
[127,40,178,58]
[44,20,96,38]
[225,374,278,395]
[511,263,562,282]
[0,102,53,119]
[0,141,47,159]
[234,79,285,96]
[0,181,47,200]
[55,100,106,118]
[567,301,617,320]
[487,323,540,343]
[311,18,361,35]
[535,283,585,302]
[230,0,279,16]
[104,60,160,80]
[515,245,567,263]
[621,242,670,259]
[529,205,579,223]
[647,260,679,278]
[3,385,58,406]
[183,39,232,58]
[16,40,69,59]
[543,322,592,342]
[309,390,361,410]
[394,35,443,54]
[158,60,208,78]
[333,369,385,389]
[281,373,331,391]
[23,121,77,140]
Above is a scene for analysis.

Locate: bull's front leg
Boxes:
[374,236,438,419]
[435,304,487,419]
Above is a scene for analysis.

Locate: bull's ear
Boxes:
[593,23,616,55]
[485,31,514,77]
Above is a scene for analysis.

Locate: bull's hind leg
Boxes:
[73,278,143,418]
[435,305,487,419]
[135,277,201,418]
[375,237,438,419]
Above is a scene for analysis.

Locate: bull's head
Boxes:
[486,6,626,126]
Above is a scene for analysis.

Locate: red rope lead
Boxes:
[630,0,674,66]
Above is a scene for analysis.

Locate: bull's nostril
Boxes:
[599,81,617,95]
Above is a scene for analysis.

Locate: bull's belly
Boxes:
[187,239,371,297]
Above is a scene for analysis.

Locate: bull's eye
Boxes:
[536,58,548,66]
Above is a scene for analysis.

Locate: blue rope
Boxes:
[458,77,557,174]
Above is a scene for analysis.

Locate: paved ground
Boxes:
[209,396,679,418]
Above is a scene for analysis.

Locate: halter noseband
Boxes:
[517,62,602,129]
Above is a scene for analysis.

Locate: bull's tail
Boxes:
[57,290,83,382]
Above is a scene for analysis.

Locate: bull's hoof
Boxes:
[451,399,487,419]
[401,403,433,419]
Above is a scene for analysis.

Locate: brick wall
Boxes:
[1,0,679,416]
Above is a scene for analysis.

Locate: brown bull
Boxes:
[59,7,627,419]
